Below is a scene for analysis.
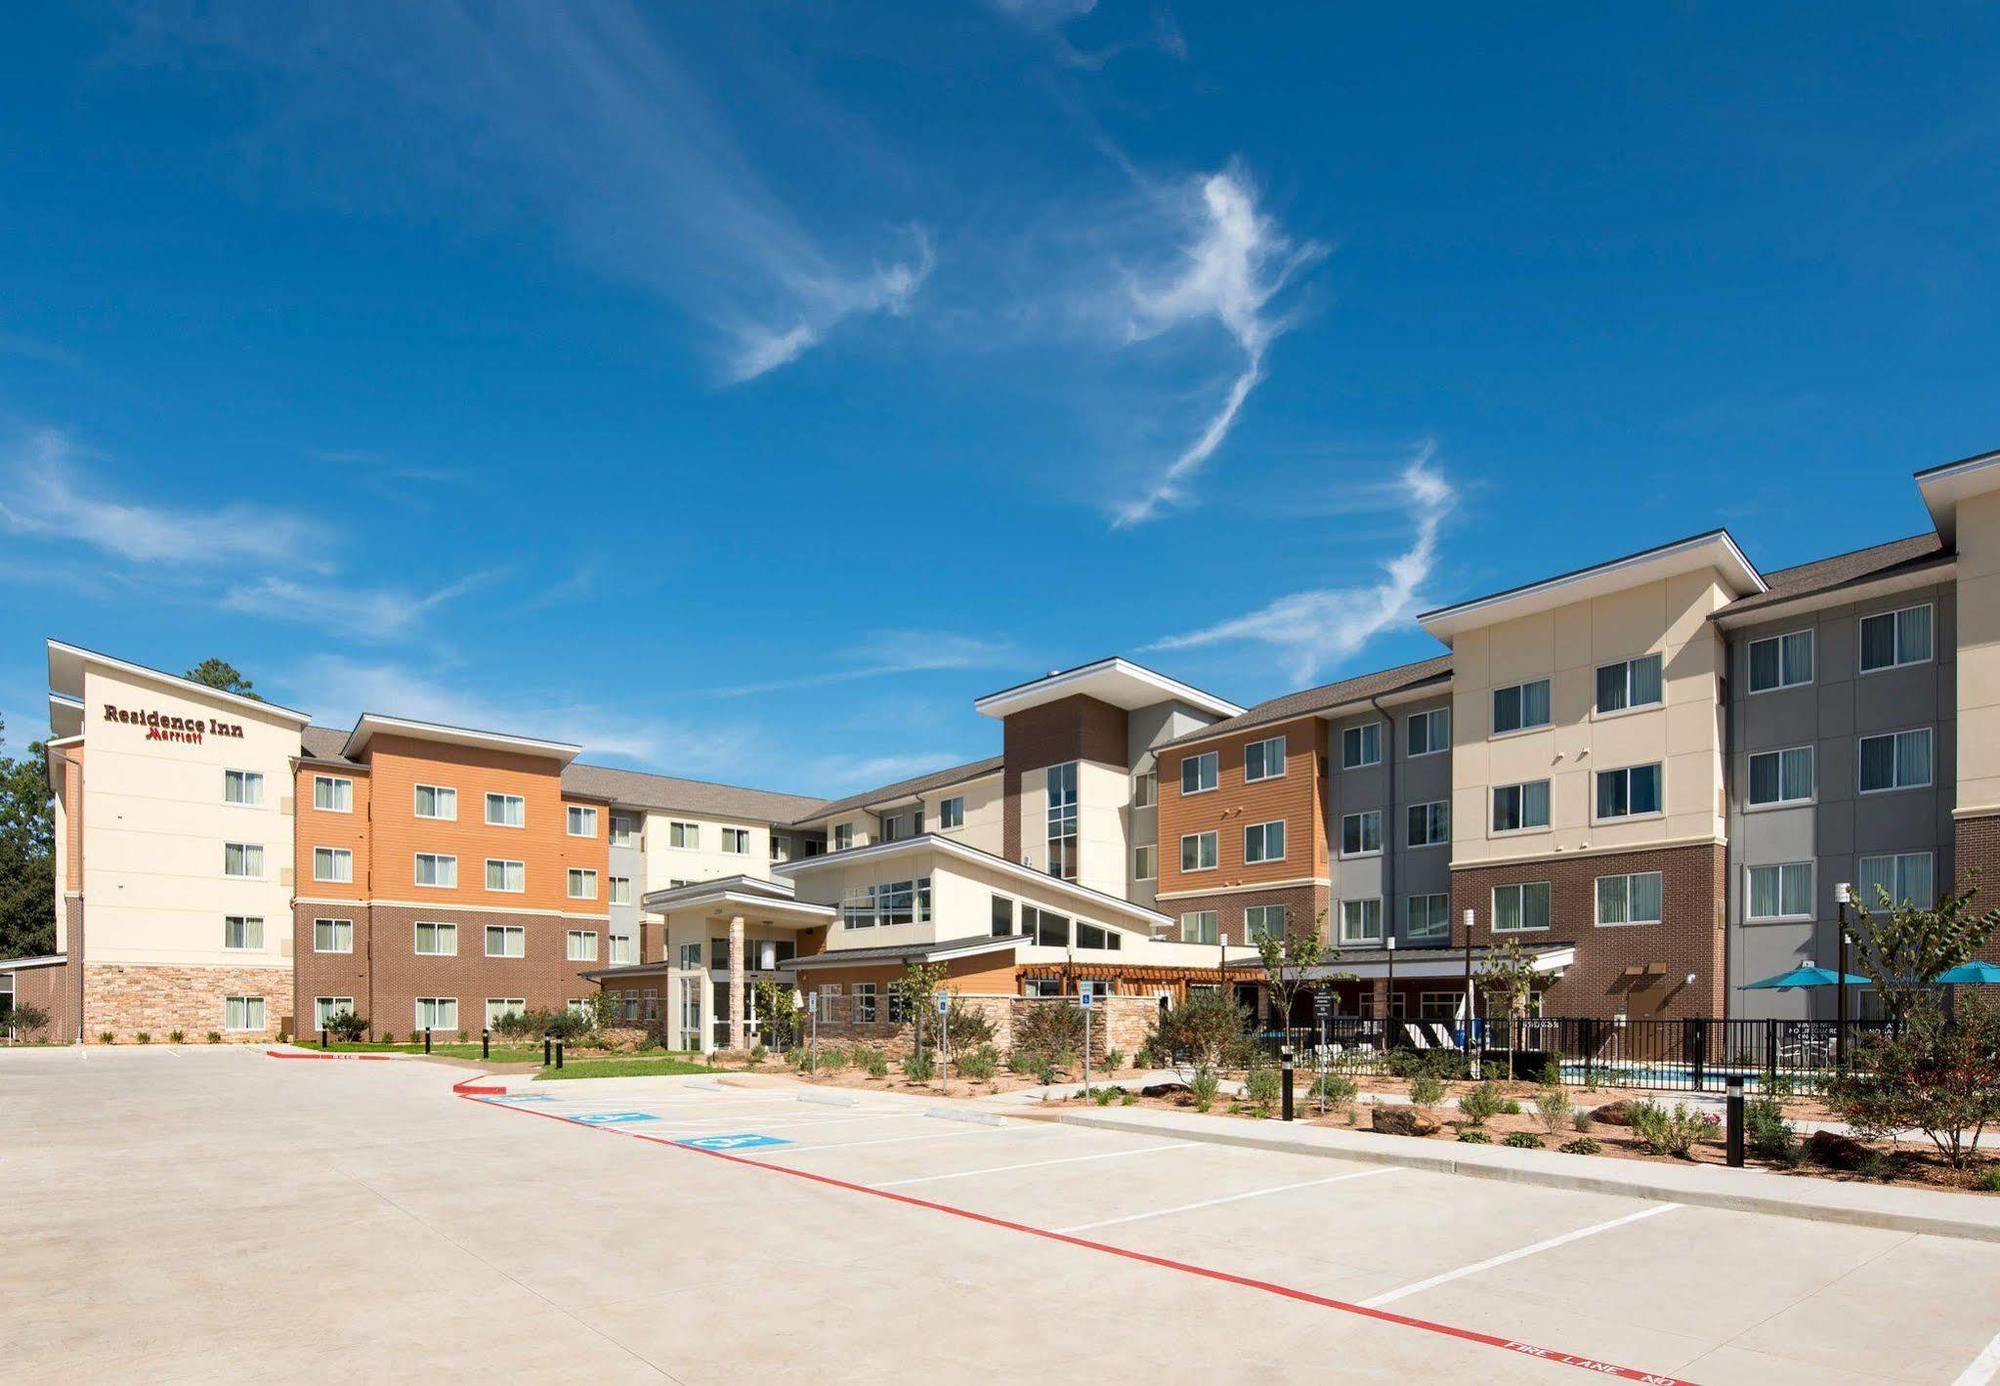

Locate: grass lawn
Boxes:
[535,1055,716,1081]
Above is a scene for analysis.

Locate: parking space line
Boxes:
[1054,1167,1394,1233]
[1359,1203,1681,1309]
[1955,1327,2000,1386]
[769,1125,1033,1156]
[867,1141,1195,1188]
[465,1094,1697,1385]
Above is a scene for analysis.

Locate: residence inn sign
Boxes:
[102,701,246,744]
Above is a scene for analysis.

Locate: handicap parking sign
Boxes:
[676,1133,794,1151]
[573,1111,660,1125]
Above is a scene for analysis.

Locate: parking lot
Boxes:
[6,1046,2000,1383]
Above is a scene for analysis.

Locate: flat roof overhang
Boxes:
[47,638,313,726]
[1226,944,1577,982]
[780,934,1026,972]
[973,656,1242,722]
[1916,448,2000,545]
[341,713,582,765]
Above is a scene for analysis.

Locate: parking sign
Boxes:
[1079,988,1093,1010]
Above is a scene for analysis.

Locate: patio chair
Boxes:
[1404,1023,1432,1050]
[1429,1023,1459,1050]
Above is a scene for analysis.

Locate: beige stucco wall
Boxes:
[922,772,1004,855]
[1449,568,1731,866]
[1957,488,2000,817]
[639,811,783,891]
[78,666,303,968]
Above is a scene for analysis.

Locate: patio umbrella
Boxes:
[1936,961,2000,985]
[1739,965,1871,990]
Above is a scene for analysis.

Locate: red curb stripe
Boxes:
[452,1076,508,1096]
[266,1049,398,1062]
[462,1094,1695,1385]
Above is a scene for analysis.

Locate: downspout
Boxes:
[1370,695,1398,948]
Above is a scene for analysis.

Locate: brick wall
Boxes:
[83,963,291,1042]
[1958,813,2000,961]
[4,962,69,1040]
[1449,842,1726,1020]
[1002,695,1130,862]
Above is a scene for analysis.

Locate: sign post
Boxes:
[1313,989,1332,1115]
[808,990,819,1077]
[1080,986,1094,1097]
[936,992,951,1092]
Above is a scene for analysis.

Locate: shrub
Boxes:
[1389,1048,1466,1082]
[1458,1081,1506,1128]
[1826,996,2000,1169]
[1013,1001,1086,1071]
[1245,1064,1281,1115]
[1104,1048,1124,1072]
[325,1009,369,1042]
[458,1029,469,1043]
[167,1029,185,1044]
[380,1031,397,1045]
[1744,1095,1798,1164]
[135,1032,151,1044]
[98,1031,115,1044]
[1858,1151,1894,1181]
[205,1030,221,1044]
[749,1043,769,1065]
[1007,1047,1040,1074]
[1534,1085,1574,1137]
[903,1049,935,1082]
[1311,1072,1358,1107]
[1977,1166,2000,1193]
[1458,1129,1491,1144]
[1146,990,1249,1072]
[1190,1066,1220,1113]
[4,1003,51,1040]
[959,1045,998,1081]
[1560,1137,1603,1156]
[925,1000,996,1051]
[1630,1101,1719,1158]
[1498,1098,1522,1116]
[1503,1131,1543,1149]
[1540,1057,1562,1087]
[817,1044,848,1072]
[863,1047,890,1079]
[1409,1073,1446,1108]
[1120,1089,1136,1106]
[1035,1055,1060,1087]
[1572,1110,1595,1133]
[1093,1085,1117,1107]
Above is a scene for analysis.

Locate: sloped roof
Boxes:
[1159,654,1454,750]
[559,762,826,823]
[794,755,1004,825]
[1716,532,1950,618]
[300,725,357,764]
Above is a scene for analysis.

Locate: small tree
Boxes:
[1827,995,2000,1169]
[1012,1000,1086,1075]
[182,658,260,700]
[1255,907,1350,1037]
[1146,988,1249,1076]
[325,1009,369,1042]
[753,978,797,1052]
[889,961,947,1056]
[1845,870,2000,1026]
[1478,937,1542,1081]
[4,1001,50,1041]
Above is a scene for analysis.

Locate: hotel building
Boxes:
[7,447,2000,1044]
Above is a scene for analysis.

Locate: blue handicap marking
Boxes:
[676,1132,793,1150]
[573,1111,661,1125]
[494,1093,555,1103]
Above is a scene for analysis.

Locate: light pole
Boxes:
[1835,882,1852,1071]
[1385,935,1397,1045]
[1463,908,1478,1078]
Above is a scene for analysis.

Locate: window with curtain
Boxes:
[223,842,264,878]
[1492,679,1552,735]
[1181,831,1218,871]
[1244,736,1287,782]
[225,996,266,1031]
[1340,811,1381,856]
[483,858,522,892]
[415,998,458,1032]
[312,847,353,882]
[313,776,353,812]
[1341,722,1383,768]
[1858,852,1934,909]
[1596,654,1664,714]
[1746,863,1813,921]
[1407,800,1450,847]
[1180,751,1218,795]
[1179,910,1218,945]
[1493,882,1551,932]
[413,784,455,819]
[1339,898,1383,944]
[223,769,264,805]
[1859,728,1932,793]
[1404,894,1450,942]
[223,916,263,950]
[315,918,354,953]
[1244,904,1286,942]
[567,806,598,838]
[1406,708,1450,756]
[1859,604,1933,673]
[1133,844,1156,881]
[1596,872,1663,926]
[413,921,453,955]
[484,793,525,827]
[1748,747,1814,806]
[1747,630,1814,692]
[1595,764,1663,819]
[1244,819,1286,863]
[1492,781,1551,832]
[415,852,458,887]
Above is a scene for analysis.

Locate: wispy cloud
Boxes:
[983,0,1185,68]
[1148,446,1453,683]
[695,629,1019,698]
[222,572,498,642]
[0,427,334,570]
[135,2,931,382]
[1111,165,1324,527]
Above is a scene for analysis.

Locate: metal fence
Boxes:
[1256,1015,1895,1095]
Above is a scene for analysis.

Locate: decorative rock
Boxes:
[1371,1104,1440,1137]
[1805,1129,1872,1171]
[1588,1099,1640,1126]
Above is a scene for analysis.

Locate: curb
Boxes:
[1051,1111,2000,1245]
[265,1048,399,1062]
[799,1092,859,1108]
[451,1073,509,1096]
[927,1107,1008,1127]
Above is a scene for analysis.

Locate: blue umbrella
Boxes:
[1739,965,1871,991]
[1936,961,2000,985]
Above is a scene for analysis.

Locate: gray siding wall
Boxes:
[1328,696,1454,949]
[1726,583,1957,1020]
[607,808,646,966]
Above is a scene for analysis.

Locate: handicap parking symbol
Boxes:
[573,1111,661,1125]
[676,1133,793,1151]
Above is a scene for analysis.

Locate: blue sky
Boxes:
[3,2,1997,794]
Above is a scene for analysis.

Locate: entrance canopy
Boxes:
[639,874,836,931]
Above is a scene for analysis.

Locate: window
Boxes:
[566,930,597,962]
[567,805,598,838]
[485,998,526,1028]
[679,942,703,970]
[1024,906,1069,948]
[1859,852,1935,910]
[415,853,458,888]
[670,820,700,850]
[415,998,458,1032]
[1748,630,1814,692]
[223,915,262,950]
[1245,904,1286,943]
[312,997,352,1031]
[1748,747,1814,806]
[1407,708,1450,757]
[485,859,524,893]
[1419,992,1460,1021]
[413,784,456,820]
[609,876,632,905]
[939,795,965,829]
[710,936,731,968]
[1408,800,1450,847]
[840,878,934,930]
[1181,751,1218,795]
[1491,781,1551,833]
[1046,761,1078,880]
[223,769,264,806]
[314,918,354,953]
[720,826,750,854]
[224,996,266,1032]
[1859,604,1933,673]
[1596,653,1664,714]
[1339,811,1381,857]
[991,895,1016,938]
[1179,910,1218,945]
[1859,729,1932,793]
[312,847,353,883]
[485,793,525,828]
[1244,736,1287,782]
[833,823,853,851]
[1341,722,1383,769]
[610,812,641,847]
[1022,977,1063,999]
[1747,863,1814,921]
[485,925,525,959]
[1492,881,1552,933]
[609,933,637,965]
[1077,921,1121,950]
[1180,831,1218,872]
[1595,764,1663,820]
[1491,679,1551,735]
[1404,894,1450,943]
[312,775,353,812]
[567,868,598,900]
[1132,770,1157,809]
[413,921,455,956]
[1133,844,1156,881]
[770,832,790,862]
[854,983,878,1024]
[1339,898,1383,945]
[1596,872,1664,926]
[1244,819,1286,864]
[223,842,264,878]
